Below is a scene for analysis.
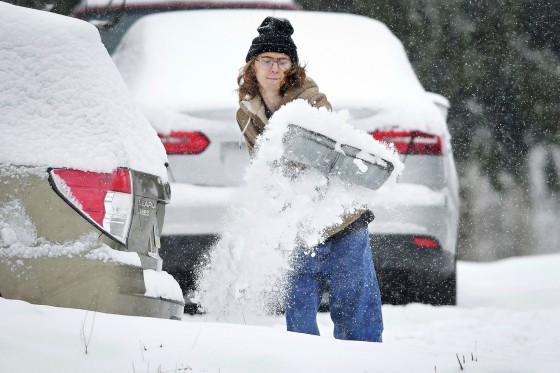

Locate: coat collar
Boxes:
[239,78,320,123]
[240,95,268,125]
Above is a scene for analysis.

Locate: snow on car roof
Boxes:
[0,2,168,180]
[112,9,446,135]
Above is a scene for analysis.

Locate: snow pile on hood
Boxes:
[0,2,168,180]
[196,100,403,318]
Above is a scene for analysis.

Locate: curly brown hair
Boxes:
[237,58,307,101]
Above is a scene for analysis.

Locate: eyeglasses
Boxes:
[256,57,293,71]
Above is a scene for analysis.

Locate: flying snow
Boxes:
[195,100,403,318]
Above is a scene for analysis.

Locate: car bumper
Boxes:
[0,256,184,319]
[370,234,455,281]
[159,234,218,314]
[367,187,458,280]
[159,234,218,288]
[163,183,235,235]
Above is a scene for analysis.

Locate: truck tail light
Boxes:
[372,130,443,155]
[413,236,440,249]
[158,131,210,155]
[48,168,133,245]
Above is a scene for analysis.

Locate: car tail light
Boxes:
[48,168,133,245]
[413,236,440,249]
[158,131,210,155]
[372,130,443,155]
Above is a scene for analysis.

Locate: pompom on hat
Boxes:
[245,16,298,62]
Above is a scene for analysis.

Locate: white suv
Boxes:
[112,9,459,309]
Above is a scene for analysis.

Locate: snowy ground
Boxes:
[2,253,559,373]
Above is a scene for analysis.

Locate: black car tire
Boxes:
[411,264,457,306]
[424,270,457,306]
[378,264,457,306]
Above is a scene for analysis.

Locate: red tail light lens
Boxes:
[49,168,133,245]
[413,237,440,249]
[372,130,442,155]
[158,131,210,155]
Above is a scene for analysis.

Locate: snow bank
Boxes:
[0,2,168,180]
[3,252,560,372]
[196,100,402,317]
[143,269,184,302]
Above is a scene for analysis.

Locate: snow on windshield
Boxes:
[196,100,403,317]
[0,2,168,180]
[112,9,446,136]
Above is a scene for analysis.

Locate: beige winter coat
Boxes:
[236,78,366,239]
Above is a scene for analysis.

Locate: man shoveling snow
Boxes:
[196,16,403,343]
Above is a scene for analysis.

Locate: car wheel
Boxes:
[378,269,412,305]
[435,269,457,305]
[428,272,456,305]
[412,267,457,306]
[379,266,457,306]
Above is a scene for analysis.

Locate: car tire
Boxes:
[379,266,457,306]
[413,265,457,306]
[427,271,456,306]
[378,269,412,305]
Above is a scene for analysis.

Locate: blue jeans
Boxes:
[285,227,383,342]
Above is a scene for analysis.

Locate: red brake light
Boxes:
[111,168,132,193]
[158,131,210,155]
[413,237,440,249]
[49,168,133,244]
[372,130,442,155]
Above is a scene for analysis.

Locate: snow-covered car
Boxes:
[72,0,301,53]
[112,9,459,308]
[0,3,184,319]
